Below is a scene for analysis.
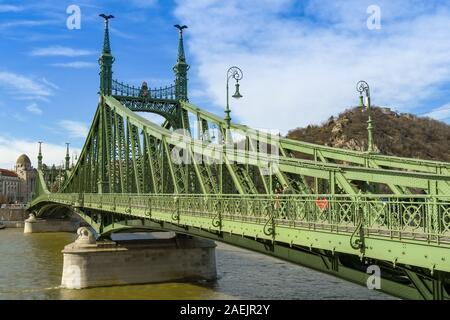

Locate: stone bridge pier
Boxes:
[23,213,82,233]
[61,227,217,289]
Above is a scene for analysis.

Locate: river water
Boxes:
[0,228,394,300]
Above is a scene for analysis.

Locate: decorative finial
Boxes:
[174,24,188,32]
[98,14,115,95]
[140,81,149,98]
[174,24,187,62]
[99,14,114,20]
[99,14,114,53]
[173,24,189,101]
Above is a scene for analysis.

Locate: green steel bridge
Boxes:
[28,16,450,300]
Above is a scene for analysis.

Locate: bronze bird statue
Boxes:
[99,14,114,20]
[174,24,188,31]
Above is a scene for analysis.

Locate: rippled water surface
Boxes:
[0,228,394,300]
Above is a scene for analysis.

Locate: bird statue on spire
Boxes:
[174,24,188,32]
[99,14,114,20]
[98,13,115,95]
[173,24,189,101]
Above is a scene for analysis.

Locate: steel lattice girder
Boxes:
[180,101,450,177]
[60,97,449,196]
[62,96,449,196]
[108,95,450,196]
[30,93,450,300]
[94,96,450,196]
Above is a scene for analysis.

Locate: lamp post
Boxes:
[356,80,374,153]
[221,66,243,194]
[225,66,243,132]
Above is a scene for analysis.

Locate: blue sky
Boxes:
[0,0,449,168]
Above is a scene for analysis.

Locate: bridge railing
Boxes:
[168,194,449,243]
[111,79,176,100]
[33,193,450,243]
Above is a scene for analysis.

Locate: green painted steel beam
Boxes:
[27,194,450,299]
[29,193,450,274]
[180,101,450,176]
[101,218,430,300]
[100,96,450,195]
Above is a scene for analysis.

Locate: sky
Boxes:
[0,0,449,169]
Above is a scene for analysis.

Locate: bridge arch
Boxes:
[33,203,76,220]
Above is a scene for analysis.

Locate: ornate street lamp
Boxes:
[225,66,243,131]
[220,67,243,194]
[356,80,374,153]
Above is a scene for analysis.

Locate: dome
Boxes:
[16,154,31,166]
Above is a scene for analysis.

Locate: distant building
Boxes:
[0,169,20,203]
[0,154,36,204]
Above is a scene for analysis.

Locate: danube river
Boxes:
[0,228,394,300]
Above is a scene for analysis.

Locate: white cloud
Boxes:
[175,0,450,130]
[31,46,95,57]
[0,135,81,169]
[12,113,26,122]
[0,71,53,100]
[59,120,89,138]
[25,102,42,115]
[41,77,59,90]
[130,0,158,8]
[423,103,450,121]
[51,61,97,69]
[0,5,23,12]
[0,20,56,30]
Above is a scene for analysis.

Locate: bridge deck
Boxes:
[31,193,450,274]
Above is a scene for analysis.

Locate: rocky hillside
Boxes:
[287,106,450,162]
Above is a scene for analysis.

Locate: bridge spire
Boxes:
[37,141,43,170]
[65,143,70,171]
[99,14,115,95]
[173,24,189,101]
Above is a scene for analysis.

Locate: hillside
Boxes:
[287,106,450,162]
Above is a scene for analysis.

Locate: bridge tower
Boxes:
[65,143,70,171]
[37,141,43,170]
[98,14,115,95]
[173,25,189,101]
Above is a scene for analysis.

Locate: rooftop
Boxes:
[0,168,18,178]
[16,154,31,166]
